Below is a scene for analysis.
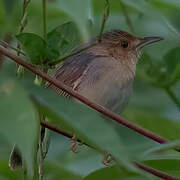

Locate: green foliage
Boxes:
[0,68,39,176]
[16,22,81,65]
[0,0,180,179]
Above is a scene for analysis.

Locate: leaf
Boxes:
[0,72,39,176]
[55,0,93,40]
[123,110,180,141]
[83,165,146,180]
[16,33,47,65]
[24,82,142,174]
[44,161,83,180]
[47,22,81,60]
[163,46,180,85]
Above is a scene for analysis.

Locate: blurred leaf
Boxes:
[0,0,5,28]
[55,0,93,40]
[143,159,180,178]
[24,83,142,173]
[44,161,83,180]
[16,33,47,65]
[47,22,81,60]
[163,46,180,85]
[123,110,180,141]
[0,72,39,175]
[0,159,23,180]
[142,140,180,158]
[83,165,146,180]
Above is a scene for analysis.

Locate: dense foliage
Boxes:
[0,0,180,179]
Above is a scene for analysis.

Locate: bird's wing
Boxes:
[49,50,100,97]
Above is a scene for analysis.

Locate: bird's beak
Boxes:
[137,36,164,49]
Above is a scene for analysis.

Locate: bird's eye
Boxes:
[121,41,129,48]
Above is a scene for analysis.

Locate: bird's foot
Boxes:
[102,154,114,166]
[70,134,78,153]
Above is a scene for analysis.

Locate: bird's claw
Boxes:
[70,135,78,153]
[102,154,113,166]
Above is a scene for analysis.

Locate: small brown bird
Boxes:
[51,30,163,114]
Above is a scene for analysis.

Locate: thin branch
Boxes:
[165,87,180,111]
[0,40,26,56]
[48,43,97,66]
[135,162,180,180]
[0,45,172,145]
[99,0,110,42]
[40,121,180,180]
[119,1,134,33]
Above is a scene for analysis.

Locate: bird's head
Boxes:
[96,30,163,65]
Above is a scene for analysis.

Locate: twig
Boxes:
[0,45,172,145]
[119,1,134,33]
[99,0,110,42]
[48,43,97,66]
[165,87,180,111]
[40,121,180,180]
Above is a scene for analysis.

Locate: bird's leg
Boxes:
[70,134,78,153]
[102,154,114,166]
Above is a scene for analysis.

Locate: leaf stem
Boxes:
[165,87,180,111]
[99,0,110,42]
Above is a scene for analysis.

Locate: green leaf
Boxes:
[24,83,141,173]
[123,110,180,141]
[163,46,180,85]
[0,159,23,180]
[0,73,39,176]
[47,22,81,60]
[44,161,83,180]
[55,0,93,40]
[16,33,47,65]
[83,165,146,180]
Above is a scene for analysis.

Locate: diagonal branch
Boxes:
[40,121,180,180]
[0,45,170,145]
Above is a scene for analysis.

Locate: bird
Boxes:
[50,29,163,114]
[9,29,163,169]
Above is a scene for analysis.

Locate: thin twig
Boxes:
[165,87,180,111]
[99,0,110,42]
[119,1,134,33]
[48,43,97,66]
[0,45,172,145]
[40,121,180,180]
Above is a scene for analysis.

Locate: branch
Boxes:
[41,121,180,180]
[0,45,170,145]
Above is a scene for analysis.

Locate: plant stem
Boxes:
[99,0,110,42]
[42,0,47,41]
[165,87,180,111]
[120,0,134,33]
